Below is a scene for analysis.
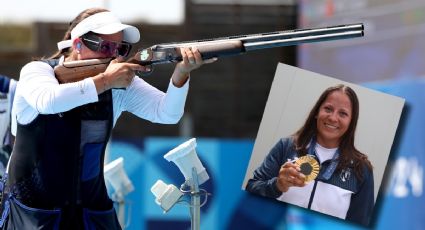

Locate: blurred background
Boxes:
[1,0,424,229]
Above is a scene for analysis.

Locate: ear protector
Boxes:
[76,42,82,51]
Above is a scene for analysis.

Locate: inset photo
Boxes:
[242,63,405,226]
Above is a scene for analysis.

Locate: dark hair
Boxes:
[293,84,372,181]
[47,8,109,60]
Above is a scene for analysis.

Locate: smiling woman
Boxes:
[245,84,374,226]
[316,89,353,148]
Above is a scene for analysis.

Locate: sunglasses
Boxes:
[80,33,132,57]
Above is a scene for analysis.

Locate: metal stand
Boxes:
[112,192,126,229]
[189,167,200,230]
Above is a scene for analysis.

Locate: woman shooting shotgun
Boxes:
[0,7,215,230]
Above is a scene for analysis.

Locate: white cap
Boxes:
[57,11,140,50]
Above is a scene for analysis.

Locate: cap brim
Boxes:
[91,23,140,43]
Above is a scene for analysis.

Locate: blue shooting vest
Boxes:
[0,59,121,230]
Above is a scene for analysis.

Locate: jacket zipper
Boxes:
[307,180,318,209]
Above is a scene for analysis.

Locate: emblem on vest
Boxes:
[340,168,351,182]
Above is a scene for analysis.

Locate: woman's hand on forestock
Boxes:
[171,46,217,87]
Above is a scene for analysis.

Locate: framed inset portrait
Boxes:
[242,63,405,226]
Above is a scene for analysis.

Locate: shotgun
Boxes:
[54,23,364,83]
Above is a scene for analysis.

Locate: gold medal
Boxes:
[294,155,320,183]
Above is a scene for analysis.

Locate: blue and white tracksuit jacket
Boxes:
[246,137,374,226]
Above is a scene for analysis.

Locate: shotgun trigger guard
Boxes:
[136,65,154,77]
